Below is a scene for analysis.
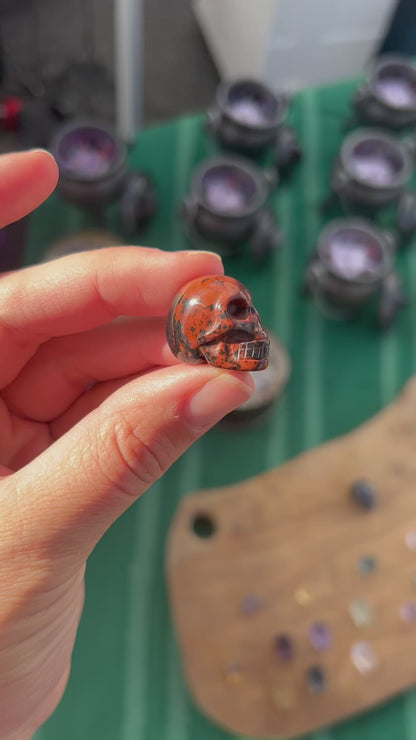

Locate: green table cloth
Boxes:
[27,77,416,740]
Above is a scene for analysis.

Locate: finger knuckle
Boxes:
[100,414,176,498]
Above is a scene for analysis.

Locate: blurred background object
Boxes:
[0,0,415,143]
[193,0,398,90]
[206,79,302,175]
[0,0,219,138]
[381,0,416,56]
[352,55,416,130]
[303,218,405,328]
[143,0,219,124]
[50,119,156,232]
[181,154,281,259]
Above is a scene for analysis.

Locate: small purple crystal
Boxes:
[400,602,416,622]
[240,594,261,615]
[308,622,331,651]
[350,642,378,674]
[273,633,294,661]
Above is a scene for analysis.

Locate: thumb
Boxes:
[2,365,253,569]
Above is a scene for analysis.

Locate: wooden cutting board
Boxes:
[166,377,416,738]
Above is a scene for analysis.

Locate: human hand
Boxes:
[0,151,254,739]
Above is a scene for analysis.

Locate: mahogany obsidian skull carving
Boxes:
[166,275,270,371]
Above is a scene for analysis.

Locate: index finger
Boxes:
[0,150,58,228]
[0,246,223,389]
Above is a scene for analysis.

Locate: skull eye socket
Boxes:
[226,297,250,320]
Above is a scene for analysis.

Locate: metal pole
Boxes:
[115,0,143,143]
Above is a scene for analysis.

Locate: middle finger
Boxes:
[3,317,179,421]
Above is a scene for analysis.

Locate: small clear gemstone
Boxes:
[308,622,331,651]
[405,531,416,551]
[350,642,378,674]
[349,598,373,627]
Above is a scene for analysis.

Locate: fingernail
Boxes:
[182,249,223,262]
[183,372,254,430]
[28,148,55,157]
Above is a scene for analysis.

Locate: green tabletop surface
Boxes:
[28,77,416,740]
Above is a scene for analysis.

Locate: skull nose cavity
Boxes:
[226,297,250,320]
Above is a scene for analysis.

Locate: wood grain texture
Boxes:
[167,376,416,738]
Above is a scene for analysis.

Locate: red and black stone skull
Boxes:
[166,275,269,371]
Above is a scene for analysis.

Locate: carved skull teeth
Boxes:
[236,342,269,360]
